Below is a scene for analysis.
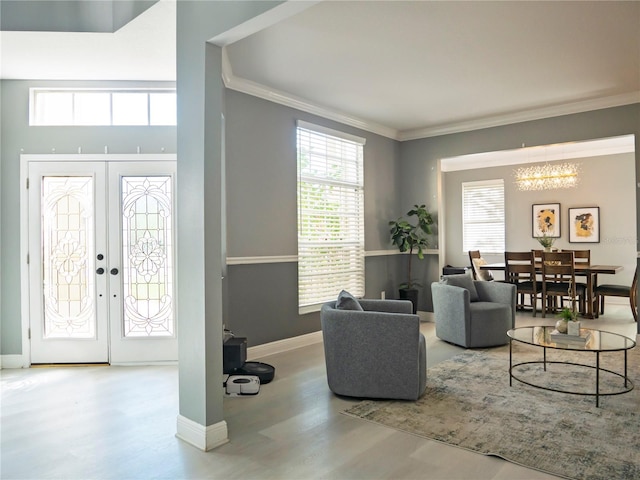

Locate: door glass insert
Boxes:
[121,176,174,337]
[42,176,96,338]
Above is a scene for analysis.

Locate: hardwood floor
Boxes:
[2,305,637,480]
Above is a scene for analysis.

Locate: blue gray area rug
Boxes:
[343,341,639,480]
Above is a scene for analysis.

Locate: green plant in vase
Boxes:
[536,234,556,252]
[555,307,579,334]
[389,204,434,313]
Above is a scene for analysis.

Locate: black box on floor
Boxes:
[223,337,247,373]
[442,265,470,276]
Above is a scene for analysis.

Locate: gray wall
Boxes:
[401,104,640,298]
[3,83,638,356]
[443,153,636,287]
[224,90,409,346]
[0,79,176,356]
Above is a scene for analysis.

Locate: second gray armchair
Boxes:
[321,296,427,401]
[431,274,516,348]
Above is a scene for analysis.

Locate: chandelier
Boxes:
[514,162,580,191]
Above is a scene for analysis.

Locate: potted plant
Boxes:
[536,234,556,252]
[389,204,434,313]
[555,307,579,334]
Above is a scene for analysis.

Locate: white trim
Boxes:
[20,153,177,162]
[209,2,322,47]
[225,249,440,266]
[222,48,399,140]
[441,135,635,172]
[365,249,439,257]
[226,255,298,265]
[176,415,228,452]
[221,47,640,142]
[0,355,27,369]
[400,92,640,141]
[247,331,323,360]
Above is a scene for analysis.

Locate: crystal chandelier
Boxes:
[514,162,580,191]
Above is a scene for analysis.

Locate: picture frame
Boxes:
[532,203,560,238]
[568,207,600,243]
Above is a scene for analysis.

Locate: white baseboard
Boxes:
[247,330,323,360]
[176,415,228,451]
[0,354,27,369]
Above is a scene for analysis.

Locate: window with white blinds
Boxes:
[462,179,505,254]
[297,120,365,314]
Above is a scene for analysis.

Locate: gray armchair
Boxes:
[320,298,427,400]
[431,274,516,348]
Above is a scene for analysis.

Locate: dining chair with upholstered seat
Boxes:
[504,251,542,316]
[595,265,638,322]
[540,250,586,317]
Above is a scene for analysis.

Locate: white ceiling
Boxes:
[2,0,639,140]
[0,0,176,81]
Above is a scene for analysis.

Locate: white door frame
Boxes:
[19,154,178,367]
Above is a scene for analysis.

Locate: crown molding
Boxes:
[399,92,640,141]
[221,49,400,140]
[222,47,640,143]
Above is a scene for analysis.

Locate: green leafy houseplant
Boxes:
[557,307,578,322]
[389,204,434,290]
[555,306,579,334]
[536,234,556,250]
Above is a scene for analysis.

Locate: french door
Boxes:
[28,158,177,364]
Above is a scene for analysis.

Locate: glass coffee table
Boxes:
[507,326,635,407]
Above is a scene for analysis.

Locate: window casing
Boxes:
[297,121,365,313]
[30,88,176,126]
[462,179,505,254]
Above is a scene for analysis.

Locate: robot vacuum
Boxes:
[236,362,275,384]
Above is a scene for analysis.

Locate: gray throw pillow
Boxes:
[441,274,479,302]
[336,290,363,310]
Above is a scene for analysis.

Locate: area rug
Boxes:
[342,341,640,480]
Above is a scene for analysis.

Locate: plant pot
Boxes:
[567,320,581,336]
[555,319,568,333]
[399,288,419,314]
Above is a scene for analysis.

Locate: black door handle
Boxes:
[110,268,119,275]
[96,267,105,275]
[97,254,104,261]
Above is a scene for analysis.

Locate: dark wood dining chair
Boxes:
[540,251,586,317]
[504,251,541,316]
[562,249,591,311]
[595,265,638,322]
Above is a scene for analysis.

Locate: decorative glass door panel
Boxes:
[28,159,177,364]
[121,176,174,337]
[42,176,96,338]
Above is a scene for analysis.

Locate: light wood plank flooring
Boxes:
[2,305,637,480]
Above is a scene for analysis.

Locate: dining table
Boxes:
[479,262,623,319]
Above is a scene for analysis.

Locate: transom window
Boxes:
[296,120,365,313]
[30,88,176,126]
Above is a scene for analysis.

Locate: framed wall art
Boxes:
[568,207,600,243]
[532,203,560,238]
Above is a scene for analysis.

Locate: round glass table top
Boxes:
[507,326,636,352]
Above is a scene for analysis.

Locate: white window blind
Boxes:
[297,121,365,313]
[462,179,505,254]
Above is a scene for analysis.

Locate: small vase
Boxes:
[567,320,581,336]
[555,319,568,333]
